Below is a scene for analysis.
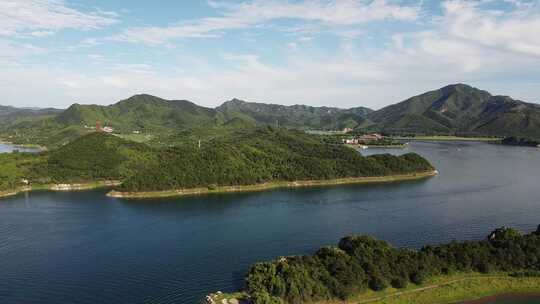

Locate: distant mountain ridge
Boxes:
[1,83,540,147]
[0,105,62,127]
[216,98,373,130]
[361,84,540,138]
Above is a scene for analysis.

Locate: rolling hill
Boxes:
[0,95,373,147]
[0,130,434,198]
[216,98,373,130]
[0,94,219,147]
[0,105,62,127]
[54,94,218,131]
[2,84,540,147]
[361,84,540,138]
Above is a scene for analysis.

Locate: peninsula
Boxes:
[0,128,435,199]
[213,225,540,304]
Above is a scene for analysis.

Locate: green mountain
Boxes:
[118,127,434,193]
[0,132,155,191]
[55,94,217,131]
[2,84,540,147]
[216,98,373,130]
[0,105,61,127]
[243,226,540,304]
[0,94,219,147]
[361,84,540,138]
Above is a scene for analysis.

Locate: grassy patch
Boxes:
[113,133,153,143]
[321,273,540,304]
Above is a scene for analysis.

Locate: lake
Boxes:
[1,141,540,304]
[0,142,41,153]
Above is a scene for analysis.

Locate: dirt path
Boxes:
[352,276,506,304]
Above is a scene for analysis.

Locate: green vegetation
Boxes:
[0,128,434,198]
[216,98,372,130]
[243,225,540,304]
[108,172,436,199]
[2,84,540,148]
[45,132,155,183]
[359,84,540,139]
[0,94,218,148]
[0,152,45,191]
[332,273,540,304]
[118,127,434,193]
[0,132,156,194]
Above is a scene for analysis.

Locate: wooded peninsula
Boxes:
[214,225,540,304]
[0,128,435,199]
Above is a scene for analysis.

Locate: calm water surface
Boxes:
[0,143,40,153]
[1,141,540,303]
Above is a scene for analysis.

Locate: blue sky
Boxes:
[1,0,539,109]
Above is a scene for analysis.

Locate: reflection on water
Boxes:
[1,141,540,303]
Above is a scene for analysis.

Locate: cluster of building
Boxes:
[84,122,114,133]
[342,133,384,145]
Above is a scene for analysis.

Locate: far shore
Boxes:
[346,143,408,149]
[391,136,501,142]
[107,170,437,199]
[0,180,121,199]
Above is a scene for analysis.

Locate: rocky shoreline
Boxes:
[107,170,438,199]
[0,181,121,199]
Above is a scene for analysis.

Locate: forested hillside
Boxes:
[361,84,540,138]
[0,133,155,192]
[3,84,538,148]
[245,226,540,304]
[119,127,434,192]
[216,98,372,130]
[0,129,434,196]
[0,94,218,147]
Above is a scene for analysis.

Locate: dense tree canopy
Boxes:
[246,226,540,304]
[1,128,434,194]
[119,127,434,192]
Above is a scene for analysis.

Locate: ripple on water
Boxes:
[1,141,540,303]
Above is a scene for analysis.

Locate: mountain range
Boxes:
[1,83,539,147]
[360,84,540,138]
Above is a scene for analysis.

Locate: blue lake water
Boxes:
[1,141,540,303]
[0,142,40,153]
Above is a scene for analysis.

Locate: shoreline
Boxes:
[391,136,500,142]
[0,180,121,199]
[0,139,47,151]
[346,144,408,149]
[107,170,437,199]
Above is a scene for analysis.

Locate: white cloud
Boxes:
[0,40,46,64]
[1,0,540,109]
[114,0,419,45]
[0,0,118,38]
[441,0,540,57]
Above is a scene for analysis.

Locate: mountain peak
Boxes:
[228,98,246,104]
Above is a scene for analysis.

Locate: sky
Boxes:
[1,0,540,110]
